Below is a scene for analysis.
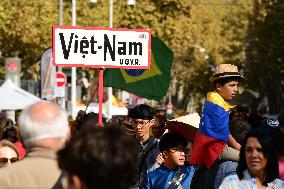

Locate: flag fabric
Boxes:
[189,92,235,169]
[103,37,173,101]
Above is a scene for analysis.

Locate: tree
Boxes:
[0,0,254,112]
[246,0,284,114]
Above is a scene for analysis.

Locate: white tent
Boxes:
[0,79,41,110]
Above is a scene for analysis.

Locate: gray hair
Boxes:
[18,101,69,146]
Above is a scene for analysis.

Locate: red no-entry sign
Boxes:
[56,72,67,87]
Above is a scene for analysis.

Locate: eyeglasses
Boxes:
[131,120,150,126]
[168,147,186,153]
[0,157,19,163]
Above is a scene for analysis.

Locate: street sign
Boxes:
[5,58,21,73]
[7,61,18,72]
[52,26,151,69]
[56,72,67,87]
[5,57,21,87]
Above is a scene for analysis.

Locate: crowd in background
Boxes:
[0,64,283,189]
[0,102,282,189]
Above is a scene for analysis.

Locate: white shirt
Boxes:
[219,170,284,189]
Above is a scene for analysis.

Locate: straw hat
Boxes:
[209,64,245,82]
[167,113,200,139]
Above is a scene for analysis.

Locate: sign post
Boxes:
[52,26,151,126]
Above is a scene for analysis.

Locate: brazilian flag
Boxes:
[103,37,173,101]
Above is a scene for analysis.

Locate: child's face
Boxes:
[217,80,239,100]
[164,145,186,168]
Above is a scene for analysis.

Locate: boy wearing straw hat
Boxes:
[189,64,245,169]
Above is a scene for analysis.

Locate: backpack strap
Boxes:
[138,137,158,176]
[51,172,63,189]
[167,167,185,189]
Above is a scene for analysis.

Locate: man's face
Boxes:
[131,119,153,138]
[217,80,238,100]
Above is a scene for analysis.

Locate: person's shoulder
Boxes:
[0,159,26,174]
[183,165,197,177]
[148,166,163,173]
[147,138,159,153]
[219,161,238,171]
[275,179,284,188]
[184,165,197,171]
[0,161,26,186]
[223,173,239,181]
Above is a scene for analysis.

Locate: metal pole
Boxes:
[71,0,77,119]
[59,0,63,26]
[58,0,66,109]
[109,0,113,28]
[107,0,113,119]
[58,0,63,73]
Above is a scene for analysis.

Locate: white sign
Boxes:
[52,26,151,69]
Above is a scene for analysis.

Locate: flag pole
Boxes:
[71,0,77,119]
[98,68,104,126]
[107,0,113,120]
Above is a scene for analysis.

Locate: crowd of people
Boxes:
[0,64,283,189]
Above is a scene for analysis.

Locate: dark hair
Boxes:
[236,128,279,185]
[230,120,251,144]
[75,112,107,133]
[213,76,242,88]
[128,104,154,120]
[274,130,284,156]
[58,126,138,189]
[159,132,187,152]
[247,112,263,128]
[155,115,167,127]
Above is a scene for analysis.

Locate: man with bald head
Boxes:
[0,101,70,188]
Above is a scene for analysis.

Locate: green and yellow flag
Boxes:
[103,37,173,100]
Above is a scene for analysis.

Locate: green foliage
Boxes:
[0,0,58,79]
[2,0,281,113]
[246,0,284,114]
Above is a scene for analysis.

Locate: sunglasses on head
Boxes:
[0,157,19,163]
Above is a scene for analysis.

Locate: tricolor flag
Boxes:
[103,37,173,101]
[189,92,234,169]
